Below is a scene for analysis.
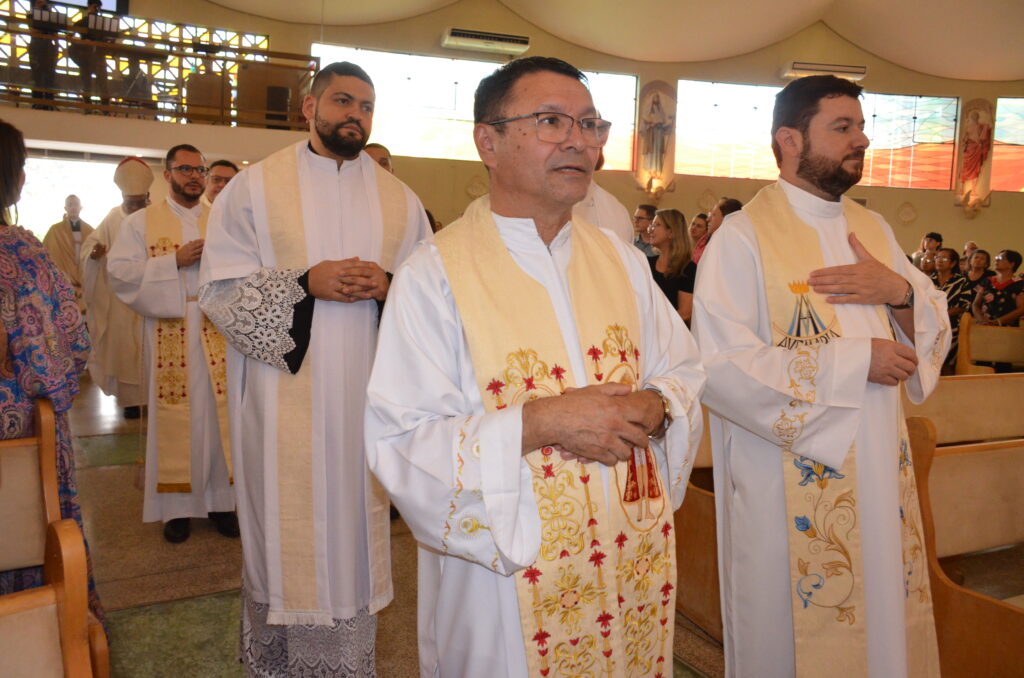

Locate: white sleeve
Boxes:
[615,238,707,507]
[878,213,950,404]
[365,243,541,575]
[692,219,872,470]
[106,210,185,318]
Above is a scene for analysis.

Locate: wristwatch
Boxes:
[646,388,673,440]
[888,282,914,310]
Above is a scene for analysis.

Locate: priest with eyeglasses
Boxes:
[366,56,705,678]
[108,144,237,545]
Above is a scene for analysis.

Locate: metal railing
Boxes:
[0,1,317,129]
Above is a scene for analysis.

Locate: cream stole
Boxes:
[144,200,231,492]
[746,182,939,676]
[258,142,405,625]
[435,196,676,678]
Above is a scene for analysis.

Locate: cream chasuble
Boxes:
[434,196,676,677]
[43,216,93,312]
[693,179,946,678]
[143,200,231,492]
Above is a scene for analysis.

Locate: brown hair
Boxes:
[0,119,26,225]
[655,208,691,277]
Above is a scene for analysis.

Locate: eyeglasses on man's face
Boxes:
[485,112,611,148]
[170,165,208,177]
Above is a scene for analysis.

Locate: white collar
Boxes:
[304,143,362,174]
[778,176,844,219]
[491,212,572,253]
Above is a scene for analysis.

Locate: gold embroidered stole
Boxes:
[259,142,405,624]
[435,196,676,678]
[746,182,938,676]
[144,200,231,492]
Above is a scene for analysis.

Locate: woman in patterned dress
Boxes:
[0,119,103,622]
[972,249,1024,328]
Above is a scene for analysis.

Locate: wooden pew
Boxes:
[0,399,109,678]
[955,314,1024,374]
[903,374,1024,677]
[673,406,723,641]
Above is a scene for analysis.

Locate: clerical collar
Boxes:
[166,196,203,217]
[778,176,844,219]
[69,220,80,232]
[305,142,361,172]
[491,212,572,253]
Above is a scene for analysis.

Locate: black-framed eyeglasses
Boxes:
[485,112,611,147]
[632,215,652,223]
[170,165,208,177]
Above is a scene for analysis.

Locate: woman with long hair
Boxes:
[646,208,697,324]
[930,248,972,373]
[0,119,102,621]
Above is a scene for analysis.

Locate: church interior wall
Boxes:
[19,0,1024,254]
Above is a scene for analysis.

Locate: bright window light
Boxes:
[18,158,123,240]
[675,79,958,190]
[992,98,1024,192]
[311,44,636,170]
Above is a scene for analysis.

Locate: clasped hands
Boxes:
[521,383,664,467]
[308,257,389,302]
[807,232,918,386]
[175,239,204,268]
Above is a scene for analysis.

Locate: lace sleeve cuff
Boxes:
[199,268,312,373]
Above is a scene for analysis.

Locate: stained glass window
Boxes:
[0,0,270,123]
[992,98,1024,192]
[311,43,637,170]
[675,79,958,190]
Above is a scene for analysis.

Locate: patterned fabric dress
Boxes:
[0,224,103,623]
[930,271,973,368]
[975,275,1024,326]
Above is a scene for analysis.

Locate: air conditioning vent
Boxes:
[782,61,868,81]
[441,27,530,56]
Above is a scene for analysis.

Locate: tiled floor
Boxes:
[72,376,724,677]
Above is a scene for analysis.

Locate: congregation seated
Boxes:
[971,249,1024,327]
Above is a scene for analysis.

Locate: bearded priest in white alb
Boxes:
[79,157,153,413]
[692,76,948,678]
[366,57,705,678]
[108,144,235,546]
[198,62,430,677]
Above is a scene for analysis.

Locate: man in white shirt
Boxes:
[366,56,705,678]
[107,144,236,545]
[201,159,239,207]
[199,61,430,677]
[693,74,948,678]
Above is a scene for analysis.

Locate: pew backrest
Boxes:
[902,373,1024,444]
[956,314,1024,373]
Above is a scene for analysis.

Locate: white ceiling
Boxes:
[208,0,1024,81]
